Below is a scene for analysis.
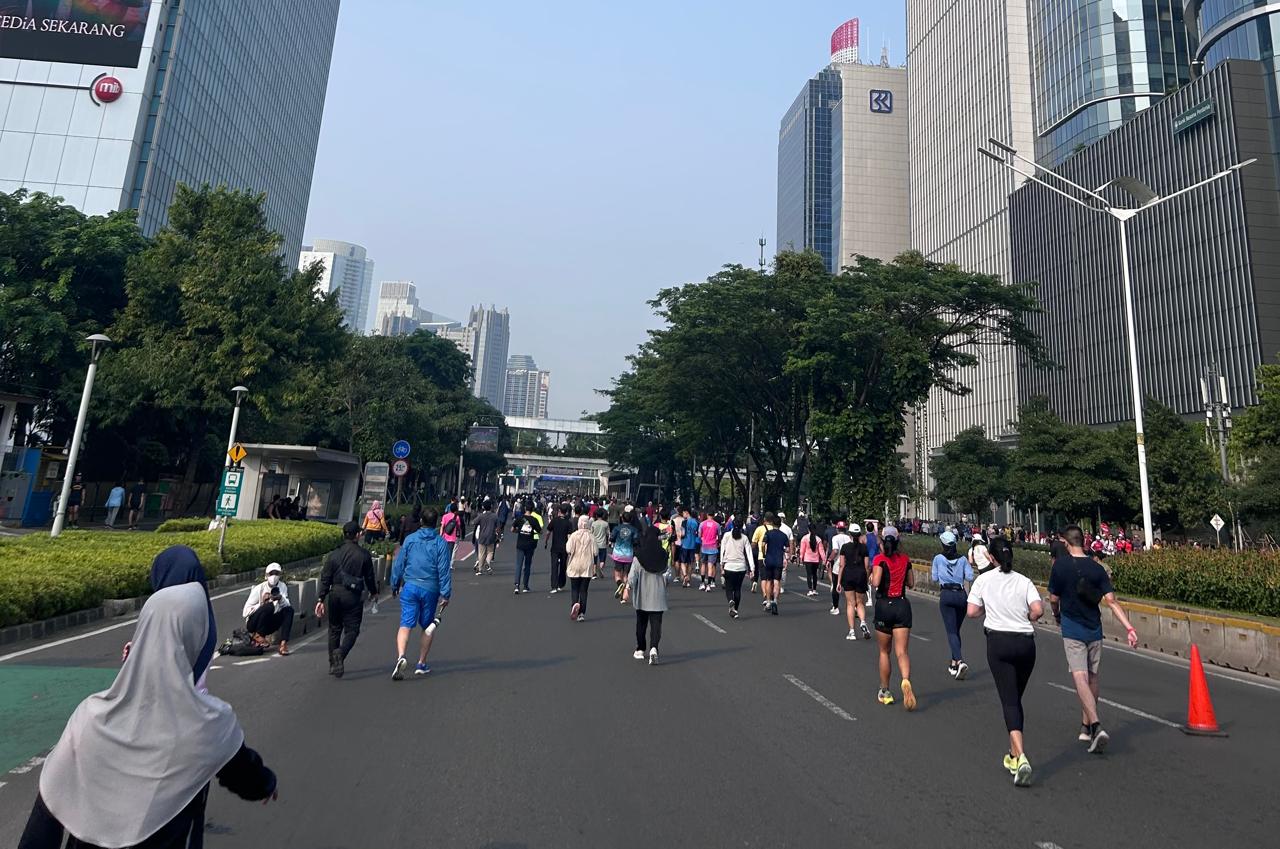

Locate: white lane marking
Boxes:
[1035,843,1065,849]
[209,665,224,670]
[232,657,273,666]
[911,633,932,642]
[1098,642,1280,693]
[9,755,46,774]
[783,674,855,721]
[0,586,248,663]
[1045,682,1180,729]
[693,613,727,634]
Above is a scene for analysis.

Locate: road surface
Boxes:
[2,546,1277,848]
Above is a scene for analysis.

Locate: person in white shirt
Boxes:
[777,512,793,593]
[827,522,852,615]
[718,524,756,619]
[242,563,294,655]
[966,538,1044,787]
[968,533,994,574]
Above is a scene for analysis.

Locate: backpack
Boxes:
[443,514,458,536]
[219,629,264,657]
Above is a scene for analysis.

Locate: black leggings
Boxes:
[804,562,820,591]
[636,610,663,651]
[831,580,841,609]
[570,576,590,615]
[986,630,1037,732]
[723,569,746,609]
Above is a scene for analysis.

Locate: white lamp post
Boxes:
[51,334,111,538]
[217,385,249,559]
[979,139,1253,550]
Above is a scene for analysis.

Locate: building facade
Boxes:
[298,240,375,333]
[503,355,550,419]
[440,305,510,408]
[0,0,339,262]
[1010,59,1280,423]
[1029,0,1197,168]
[374,281,422,336]
[777,66,842,270]
[907,0,1038,516]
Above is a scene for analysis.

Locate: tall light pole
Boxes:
[457,420,476,501]
[217,385,248,560]
[979,138,1254,550]
[51,334,111,538]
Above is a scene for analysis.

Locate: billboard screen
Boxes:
[466,426,500,453]
[0,0,151,67]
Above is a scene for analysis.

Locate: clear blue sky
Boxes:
[303,1,906,418]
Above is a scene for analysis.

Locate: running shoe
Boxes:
[955,661,969,680]
[1003,753,1018,774]
[474,568,481,575]
[901,679,917,711]
[750,581,758,593]
[577,614,585,622]
[513,587,521,594]
[614,583,625,599]
[1078,724,1091,742]
[948,664,958,679]
[633,649,645,660]
[829,606,839,615]
[779,586,785,594]
[865,598,873,608]
[770,601,779,615]
[860,622,871,640]
[414,663,430,676]
[1013,754,1033,787]
[648,647,659,666]
[730,606,739,620]
[1088,726,1110,754]
[391,656,408,681]
[846,628,857,641]
[570,602,581,620]
[877,688,895,705]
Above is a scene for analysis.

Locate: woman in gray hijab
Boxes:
[18,583,277,849]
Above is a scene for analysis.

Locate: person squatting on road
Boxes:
[966,537,1044,787]
[625,522,671,665]
[242,562,294,655]
[932,530,974,680]
[565,514,595,621]
[390,508,453,679]
[18,584,277,849]
[316,520,379,678]
[871,527,916,710]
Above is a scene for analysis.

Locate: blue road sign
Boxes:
[392,440,411,459]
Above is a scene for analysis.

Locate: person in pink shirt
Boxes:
[799,527,828,597]
[440,506,463,569]
[698,511,722,592]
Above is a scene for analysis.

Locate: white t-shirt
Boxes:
[967,570,1041,634]
[969,542,992,570]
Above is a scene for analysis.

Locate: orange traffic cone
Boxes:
[1181,644,1228,737]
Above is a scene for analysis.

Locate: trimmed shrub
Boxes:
[1109,549,1280,619]
[0,520,341,627]
[898,533,1054,584]
[156,518,215,533]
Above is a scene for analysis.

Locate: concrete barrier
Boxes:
[1218,620,1267,674]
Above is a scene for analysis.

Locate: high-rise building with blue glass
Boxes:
[0,0,339,263]
[1030,0,1197,167]
[777,67,841,271]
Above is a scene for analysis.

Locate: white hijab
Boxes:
[39,584,245,848]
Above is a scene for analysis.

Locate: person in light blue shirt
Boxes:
[932,530,975,679]
[104,483,126,529]
[390,508,452,679]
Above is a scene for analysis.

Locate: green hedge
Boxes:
[898,533,1054,584]
[0,520,341,628]
[156,518,214,533]
[1109,549,1280,619]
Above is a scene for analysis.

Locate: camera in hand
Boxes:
[270,585,281,598]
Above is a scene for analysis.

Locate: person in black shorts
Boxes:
[836,524,871,640]
[870,528,916,710]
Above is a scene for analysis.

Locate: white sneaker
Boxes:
[779,586,786,594]
[648,648,659,665]
[633,650,645,660]
[846,629,858,641]
[956,661,969,680]
[829,606,839,615]
[865,598,873,608]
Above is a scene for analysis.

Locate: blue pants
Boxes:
[514,547,534,589]
[939,588,968,662]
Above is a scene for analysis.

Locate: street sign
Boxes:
[216,467,243,517]
[227,443,247,465]
[1210,514,1225,532]
[392,440,411,459]
[392,459,410,477]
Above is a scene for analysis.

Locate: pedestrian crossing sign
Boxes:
[217,467,244,517]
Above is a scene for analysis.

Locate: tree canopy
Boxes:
[930,426,1008,520]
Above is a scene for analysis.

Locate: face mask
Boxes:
[267,575,280,587]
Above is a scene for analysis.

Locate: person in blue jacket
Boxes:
[390,507,452,680]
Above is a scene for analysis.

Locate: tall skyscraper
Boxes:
[299,240,375,333]
[373,281,422,336]
[0,0,340,262]
[441,306,510,408]
[503,355,551,419]
[777,19,908,272]
[907,0,1037,515]
[1029,1,1196,168]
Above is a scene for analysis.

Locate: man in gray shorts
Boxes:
[1048,525,1139,753]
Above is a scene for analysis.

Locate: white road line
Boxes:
[783,674,856,721]
[693,613,727,634]
[1035,842,1066,849]
[9,755,46,775]
[1099,643,1280,693]
[0,586,247,663]
[232,657,273,666]
[1045,682,1181,729]
[911,633,932,641]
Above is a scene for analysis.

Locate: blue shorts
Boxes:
[701,550,718,564]
[399,583,440,629]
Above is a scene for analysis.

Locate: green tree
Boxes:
[1139,399,1224,535]
[98,185,347,506]
[931,426,1009,520]
[1232,358,1280,531]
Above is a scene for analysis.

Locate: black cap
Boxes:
[342,520,360,538]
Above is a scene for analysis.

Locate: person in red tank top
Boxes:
[870,528,917,711]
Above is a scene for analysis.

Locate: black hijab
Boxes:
[636,524,667,574]
[149,545,216,682]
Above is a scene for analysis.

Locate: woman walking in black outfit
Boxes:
[966,538,1045,787]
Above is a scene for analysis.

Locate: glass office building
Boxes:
[0,0,339,263]
[1031,0,1197,167]
[776,68,841,271]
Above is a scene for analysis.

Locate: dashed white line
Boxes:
[911,633,932,642]
[9,755,46,774]
[1045,682,1180,729]
[692,613,726,634]
[1035,842,1065,849]
[783,674,856,721]
[232,657,273,666]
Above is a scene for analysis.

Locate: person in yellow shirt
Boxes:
[751,516,769,594]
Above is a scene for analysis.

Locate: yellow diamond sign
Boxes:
[228,443,247,465]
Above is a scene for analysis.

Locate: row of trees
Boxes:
[597,250,1048,516]
[0,186,504,510]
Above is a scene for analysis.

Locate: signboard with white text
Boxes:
[0,0,151,67]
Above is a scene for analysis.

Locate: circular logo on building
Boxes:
[91,76,123,104]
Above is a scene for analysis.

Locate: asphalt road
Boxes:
[2,545,1278,848]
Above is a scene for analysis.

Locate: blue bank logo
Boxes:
[869,90,893,114]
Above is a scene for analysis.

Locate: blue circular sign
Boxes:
[392,440,411,459]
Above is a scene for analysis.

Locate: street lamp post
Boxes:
[218,385,249,560]
[457,421,476,501]
[51,334,111,538]
[979,139,1254,550]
